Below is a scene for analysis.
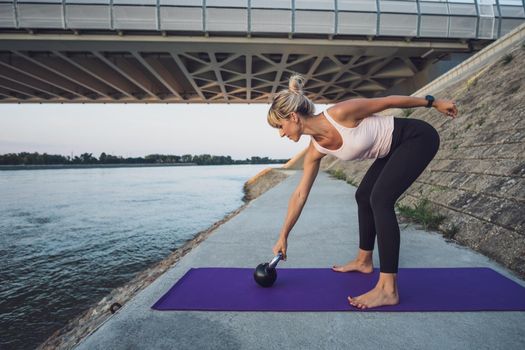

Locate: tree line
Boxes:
[0,152,289,166]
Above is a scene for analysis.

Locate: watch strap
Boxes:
[425,95,434,108]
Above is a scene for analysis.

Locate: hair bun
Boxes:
[288,74,305,95]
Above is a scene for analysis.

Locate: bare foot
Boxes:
[332,259,373,274]
[348,286,399,309]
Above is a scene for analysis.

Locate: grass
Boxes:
[402,108,414,117]
[328,168,361,187]
[329,169,360,187]
[328,169,347,181]
[395,197,447,231]
[429,184,448,193]
[466,76,478,89]
[501,53,513,65]
[346,178,359,187]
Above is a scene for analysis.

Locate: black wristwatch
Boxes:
[425,95,435,108]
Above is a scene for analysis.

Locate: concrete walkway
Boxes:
[75,171,525,350]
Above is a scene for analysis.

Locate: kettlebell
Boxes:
[254,252,283,287]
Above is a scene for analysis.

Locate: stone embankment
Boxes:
[36,167,292,350]
[322,38,525,279]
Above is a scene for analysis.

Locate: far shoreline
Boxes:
[0,163,286,171]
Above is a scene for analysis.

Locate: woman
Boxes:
[267,74,458,310]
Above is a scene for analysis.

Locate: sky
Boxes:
[0,102,329,160]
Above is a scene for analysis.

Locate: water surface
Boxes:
[0,164,277,349]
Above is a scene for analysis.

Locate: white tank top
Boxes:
[311,108,394,161]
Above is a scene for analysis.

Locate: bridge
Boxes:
[0,0,524,103]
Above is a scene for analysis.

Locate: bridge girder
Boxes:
[0,34,476,103]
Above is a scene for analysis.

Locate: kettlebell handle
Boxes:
[268,252,283,269]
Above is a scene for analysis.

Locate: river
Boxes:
[0,164,279,350]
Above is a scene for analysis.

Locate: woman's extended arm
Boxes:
[334,95,457,121]
[387,95,430,108]
[273,143,325,259]
[389,95,458,118]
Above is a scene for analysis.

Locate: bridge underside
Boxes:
[0,34,489,104]
[2,0,524,103]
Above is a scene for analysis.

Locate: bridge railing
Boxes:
[0,0,524,39]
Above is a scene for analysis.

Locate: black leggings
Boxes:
[355,117,440,273]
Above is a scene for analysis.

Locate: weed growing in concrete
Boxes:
[430,184,448,193]
[328,169,347,181]
[402,108,414,117]
[501,53,513,65]
[328,169,359,187]
[346,178,359,187]
[466,76,478,90]
[395,197,446,231]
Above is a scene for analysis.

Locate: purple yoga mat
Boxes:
[151,267,525,312]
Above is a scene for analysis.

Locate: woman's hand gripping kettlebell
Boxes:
[273,236,287,261]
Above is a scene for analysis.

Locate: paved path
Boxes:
[75,171,525,350]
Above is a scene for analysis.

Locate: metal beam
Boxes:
[208,53,229,103]
[93,52,159,100]
[53,51,129,99]
[169,51,207,101]
[132,52,184,100]
[9,51,92,99]
[270,53,289,97]
[0,33,472,51]
[0,61,68,99]
[0,78,49,100]
[401,57,418,74]
[313,54,365,100]
[38,53,114,99]
[246,54,252,101]
[68,54,136,99]
[0,85,31,100]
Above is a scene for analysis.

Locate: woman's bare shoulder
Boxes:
[329,96,391,123]
[325,105,364,127]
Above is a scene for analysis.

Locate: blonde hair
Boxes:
[267,73,316,128]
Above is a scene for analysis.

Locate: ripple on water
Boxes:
[26,216,54,225]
